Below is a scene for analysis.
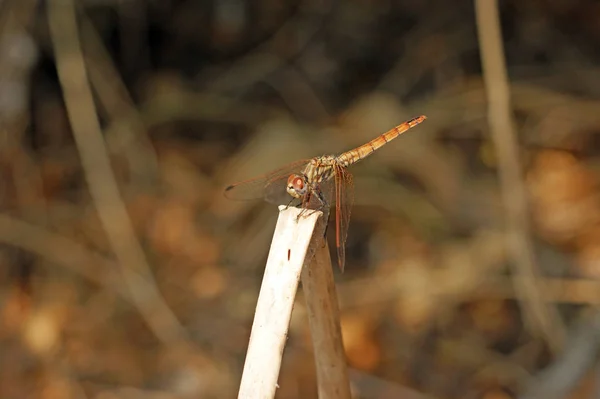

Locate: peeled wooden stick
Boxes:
[238,206,322,399]
[302,242,351,399]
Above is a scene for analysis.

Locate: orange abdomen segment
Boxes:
[336,115,427,167]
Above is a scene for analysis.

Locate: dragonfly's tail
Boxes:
[337,115,427,167]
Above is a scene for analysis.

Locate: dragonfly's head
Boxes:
[286,174,307,198]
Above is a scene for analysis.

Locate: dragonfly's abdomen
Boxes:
[335,115,427,167]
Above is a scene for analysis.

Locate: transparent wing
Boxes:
[224,159,310,205]
[334,165,354,272]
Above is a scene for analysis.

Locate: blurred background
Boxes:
[2,0,600,398]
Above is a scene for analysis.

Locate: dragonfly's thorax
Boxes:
[304,155,337,185]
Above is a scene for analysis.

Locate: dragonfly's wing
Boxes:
[224,160,310,205]
[334,165,354,272]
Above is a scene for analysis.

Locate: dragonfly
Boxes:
[225,115,427,272]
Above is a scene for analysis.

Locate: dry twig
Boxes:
[47,0,187,344]
[474,0,565,351]
[79,14,159,182]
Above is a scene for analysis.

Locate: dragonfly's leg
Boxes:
[315,190,330,242]
[323,208,330,240]
[316,189,329,210]
[307,194,325,217]
[284,197,295,210]
[307,190,329,220]
[296,193,312,222]
[305,189,328,216]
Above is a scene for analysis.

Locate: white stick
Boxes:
[302,242,351,399]
[238,206,322,399]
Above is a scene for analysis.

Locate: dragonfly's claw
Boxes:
[294,207,320,223]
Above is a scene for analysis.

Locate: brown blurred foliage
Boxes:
[2,0,600,398]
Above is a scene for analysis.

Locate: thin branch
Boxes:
[47,0,187,344]
[474,0,565,351]
[519,312,600,399]
[79,13,159,182]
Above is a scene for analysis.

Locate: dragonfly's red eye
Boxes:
[292,176,304,189]
[286,175,306,198]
